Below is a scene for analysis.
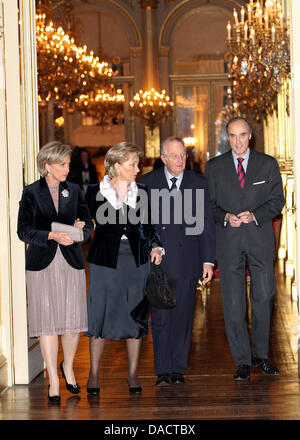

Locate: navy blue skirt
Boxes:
[85,240,150,340]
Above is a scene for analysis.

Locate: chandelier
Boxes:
[129,88,174,132]
[75,85,125,126]
[36,0,82,44]
[36,13,113,107]
[226,0,290,120]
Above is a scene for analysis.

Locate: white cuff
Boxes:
[152,246,165,256]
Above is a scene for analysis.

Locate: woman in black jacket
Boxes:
[85,142,164,395]
[17,141,93,403]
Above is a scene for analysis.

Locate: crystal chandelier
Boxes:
[226,0,290,120]
[129,88,174,132]
[36,0,82,44]
[75,85,125,126]
[36,13,113,107]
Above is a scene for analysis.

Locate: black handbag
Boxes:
[146,263,176,309]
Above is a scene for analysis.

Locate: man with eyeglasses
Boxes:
[140,136,216,386]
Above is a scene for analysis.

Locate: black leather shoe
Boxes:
[252,357,279,375]
[156,374,171,386]
[48,385,61,403]
[171,373,185,384]
[127,380,142,394]
[87,386,100,395]
[60,361,80,394]
[234,365,250,380]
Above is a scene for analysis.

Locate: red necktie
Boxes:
[237,158,245,188]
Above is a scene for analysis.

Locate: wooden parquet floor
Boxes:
[0,257,299,427]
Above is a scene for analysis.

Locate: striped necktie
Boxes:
[170,177,177,192]
[237,157,245,188]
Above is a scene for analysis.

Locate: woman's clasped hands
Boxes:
[48,218,85,246]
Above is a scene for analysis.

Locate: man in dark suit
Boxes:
[140,136,216,386]
[205,116,285,380]
[68,148,98,194]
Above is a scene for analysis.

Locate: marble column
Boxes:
[140,0,159,90]
[130,46,144,148]
[140,0,161,158]
[159,45,172,140]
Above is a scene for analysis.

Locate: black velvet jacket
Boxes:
[85,182,163,268]
[17,177,93,270]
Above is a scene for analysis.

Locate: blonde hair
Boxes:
[37,141,72,177]
[104,142,143,178]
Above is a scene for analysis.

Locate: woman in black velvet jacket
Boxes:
[85,142,164,395]
[17,141,93,403]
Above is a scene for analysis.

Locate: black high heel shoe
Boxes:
[87,386,100,395]
[127,379,142,394]
[48,385,61,403]
[60,360,80,394]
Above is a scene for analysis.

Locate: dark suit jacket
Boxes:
[85,183,163,269]
[17,178,93,270]
[68,162,98,188]
[205,149,285,262]
[140,167,216,280]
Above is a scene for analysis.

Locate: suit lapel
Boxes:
[39,178,72,218]
[223,151,242,191]
[179,170,188,190]
[243,149,257,190]
[39,177,58,217]
[225,148,257,190]
[58,180,71,215]
[157,166,170,190]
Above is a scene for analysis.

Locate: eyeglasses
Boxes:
[165,152,188,161]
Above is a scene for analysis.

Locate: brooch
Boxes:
[61,189,69,198]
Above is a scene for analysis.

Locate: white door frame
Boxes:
[0,0,43,388]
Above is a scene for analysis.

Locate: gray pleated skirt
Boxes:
[26,246,87,337]
[85,240,150,340]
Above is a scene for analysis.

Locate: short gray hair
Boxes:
[161,136,186,157]
[104,142,143,178]
[37,141,72,177]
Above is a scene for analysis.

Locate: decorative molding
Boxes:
[169,72,228,81]
[159,0,245,47]
[19,0,39,185]
[130,46,143,58]
[74,1,142,49]
[0,353,6,368]
[159,45,170,56]
[0,0,3,41]
[228,0,245,9]
[121,0,136,8]
[140,0,159,9]
[4,0,34,385]
[0,353,8,394]
[112,75,134,84]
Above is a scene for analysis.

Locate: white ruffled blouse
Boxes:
[100,175,138,210]
[99,175,164,255]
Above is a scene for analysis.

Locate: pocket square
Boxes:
[252,180,266,185]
